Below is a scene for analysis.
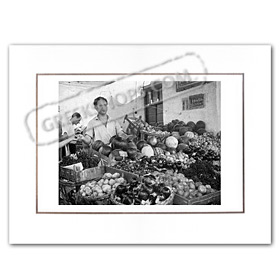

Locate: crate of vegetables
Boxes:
[173,190,221,205]
[110,174,175,205]
[75,166,138,205]
[60,163,104,183]
[147,170,220,205]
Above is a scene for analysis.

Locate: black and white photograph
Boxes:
[58,80,221,206]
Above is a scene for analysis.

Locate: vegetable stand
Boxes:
[59,118,221,205]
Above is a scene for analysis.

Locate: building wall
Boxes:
[162,81,221,133]
[59,81,145,135]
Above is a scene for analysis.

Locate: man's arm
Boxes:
[82,120,94,145]
[115,120,127,138]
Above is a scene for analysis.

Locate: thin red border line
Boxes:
[36,73,244,214]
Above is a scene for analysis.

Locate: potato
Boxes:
[109,179,115,186]
[106,173,113,179]
[103,179,109,185]
[95,186,102,193]
[178,190,184,196]
[98,179,104,185]
[189,182,196,190]
[177,184,184,191]
[116,178,125,184]
[183,191,190,198]
[102,184,110,191]
[112,172,120,179]
[97,192,104,197]
[102,185,111,193]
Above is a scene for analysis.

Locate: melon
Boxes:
[186,121,196,129]
[171,131,181,140]
[165,136,179,149]
[147,136,158,146]
[156,142,167,150]
[141,145,154,158]
[173,124,182,132]
[92,140,104,151]
[154,147,164,156]
[99,145,112,157]
[197,128,206,135]
[137,140,147,151]
[177,143,188,152]
[196,120,206,129]
[184,131,195,139]
[127,148,137,160]
[180,135,190,144]
[127,141,137,150]
[179,126,190,136]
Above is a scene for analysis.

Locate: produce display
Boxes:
[183,160,221,190]
[183,132,221,162]
[149,170,217,199]
[112,150,196,174]
[112,176,173,205]
[59,117,221,205]
[77,172,126,201]
[60,150,100,169]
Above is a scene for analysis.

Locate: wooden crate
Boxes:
[105,166,139,181]
[74,166,139,205]
[59,165,105,182]
[173,191,221,205]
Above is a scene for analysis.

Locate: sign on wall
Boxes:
[182,93,205,110]
[189,94,204,109]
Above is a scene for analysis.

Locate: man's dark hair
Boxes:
[71,112,81,119]
[94,96,108,106]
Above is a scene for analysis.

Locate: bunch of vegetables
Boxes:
[183,161,221,190]
[113,176,173,205]
[140,124,170,138]
[150,170,217,199]
[78,172,126,199]
[60,154,79,166]
[183,132,221,161]
[112,150,196,174]
[60,150,100,169]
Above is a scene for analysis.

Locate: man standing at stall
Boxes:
[82,96,127,146]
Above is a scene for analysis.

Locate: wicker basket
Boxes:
[110,186,175,205]
[75,192,111,205]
